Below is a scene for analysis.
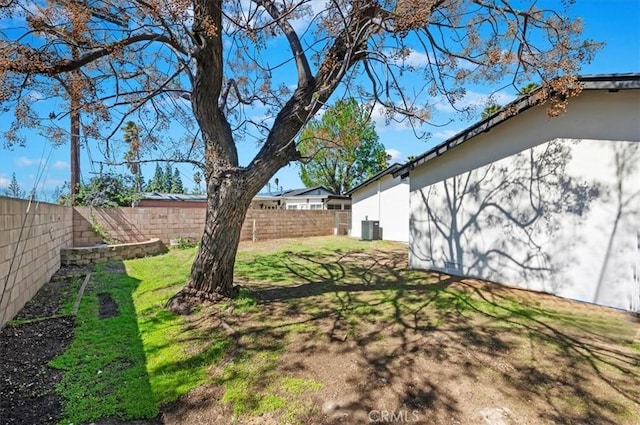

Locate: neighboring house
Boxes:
[138,192,207,208]
[394,73,640,311]
[140,187,351,210]
[346,163,410,242]
[251,186,351,210]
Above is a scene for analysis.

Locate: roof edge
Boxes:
[393,73,640,179]
[345,163,404,195]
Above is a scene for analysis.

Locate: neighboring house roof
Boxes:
[140,192,207,202]
[345,163,404,196]
[140,188,350,205]
[276,186,350,200]
[393,73,640,179]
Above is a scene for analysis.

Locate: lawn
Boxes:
[50,236,640,424]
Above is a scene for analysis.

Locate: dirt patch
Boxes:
[98,292,120,319]
[0,265,85,425]
[163,247,640,425]
[2,244,639,425]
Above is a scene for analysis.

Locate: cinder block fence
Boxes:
[0,196,350,327]
[0,197,73,326]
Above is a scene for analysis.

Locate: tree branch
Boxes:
[253,0,312,86]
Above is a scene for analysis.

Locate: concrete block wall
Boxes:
[73,207,206,246]
[241,210,336,241]
[0,202,346,328]
[0,197,73,327]
[73,207,342,245]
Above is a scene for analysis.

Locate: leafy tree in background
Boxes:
[75,174,139,207]
[171,168,185,194]
[163,163,174,193]
[146,164,165,193]
[0,0,599,304]
[299,99,387,194]
[5,173,25,199]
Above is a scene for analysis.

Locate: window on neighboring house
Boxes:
[331,204,351,210]
[287,204,298,210]
[310,204,323,210]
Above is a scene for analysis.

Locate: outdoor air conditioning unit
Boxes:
[361,220,381,241]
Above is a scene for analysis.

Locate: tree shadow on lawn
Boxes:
[49,261,161,425]
[238,249,640,424]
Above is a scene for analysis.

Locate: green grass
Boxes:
[50,265,159,423]
[49,236,639,424]
[50,250,233,424]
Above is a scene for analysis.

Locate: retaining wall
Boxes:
[60,238,167,266]
[0,197,73,326]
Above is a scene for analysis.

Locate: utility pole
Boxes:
[64,0,128,204]
[70,45,81,204]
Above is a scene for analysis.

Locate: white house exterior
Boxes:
[348,164,410,242]
[251,186,351,210]
[397,74,640,311]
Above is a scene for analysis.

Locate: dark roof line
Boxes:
[140,192,207,201]
[279,186,339,197]
[256,186,350,199]
[392,73,640,179]
[345,163,404,195]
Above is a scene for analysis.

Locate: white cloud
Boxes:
[370,103,431,134]
[433,129,461,141]
[386,148,402,163]
[40,177,67,189]
[434,90,516,114]
[0,174,9,189]
[371,104,410,132]
[53,160,70,170]
[393,49,432,68]
[26,90,44,101]
[290,0,329,33]
[15,156,40,167]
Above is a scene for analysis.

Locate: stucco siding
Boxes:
[410,89,640,191]
[409,89,640,310]
[351,174,410,242]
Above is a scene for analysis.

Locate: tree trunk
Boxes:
[167,170,256,312]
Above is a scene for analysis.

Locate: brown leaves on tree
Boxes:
[0,0,601,297]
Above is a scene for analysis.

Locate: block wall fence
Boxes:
[1,197,350,326]
[0,197,73,327]
[72,207,348,246]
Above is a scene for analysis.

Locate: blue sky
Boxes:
[1,0,639,199]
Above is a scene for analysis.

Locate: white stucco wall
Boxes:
[351,173,410,242]
[409,89,640,310]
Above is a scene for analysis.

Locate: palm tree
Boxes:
[193,171,203,194]
[122,121,142,192]
[481,104,502,120]
[519,83,539,95]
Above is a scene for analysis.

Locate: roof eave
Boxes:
[392,73,640,178]
[345,163,403,195]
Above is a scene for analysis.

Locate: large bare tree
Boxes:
[0,0,598,308]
